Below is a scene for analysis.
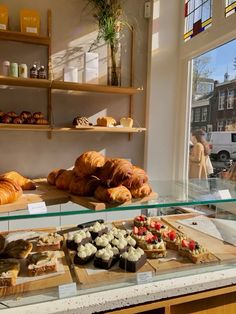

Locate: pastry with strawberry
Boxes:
[162,230,185,251]
[178,239,209,263]
[142,233,166,258]
[133,214,147,227]
[147,220,169,235]
[131,226,151,247]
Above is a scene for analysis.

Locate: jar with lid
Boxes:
[2,61,10,76]
[9,62,18,77]
[38,65,47,79]
[30,64,38,79]
[19,64,28,78]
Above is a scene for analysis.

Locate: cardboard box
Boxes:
[0,5,8,30]
[20,9,40,35]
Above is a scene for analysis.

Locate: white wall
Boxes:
[0,0,149,178]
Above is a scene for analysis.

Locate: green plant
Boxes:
[85,0,128,85]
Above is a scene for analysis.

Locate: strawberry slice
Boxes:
[181,239,189,248]
[155,222,162,231]
[136,216,142,221]
[140,215,146,221]
[189,240,195,251]
[162,231,168,239]
[169,230,176,241]
[150,221,156,228]
[133,226,139,235]
[145,233,153,242]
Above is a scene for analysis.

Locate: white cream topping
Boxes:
[111,237,127,250]
[73,230,91,244]
[121,247,144,262]
[95,234,110,247]
[68,230,91,241]
[95,244,118,261]
[38,233,62,245]
[77,243,97,258]
[126,235,136,247]
[89,222,106,233]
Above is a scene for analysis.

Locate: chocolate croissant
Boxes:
[97,158,133,187]
[130,182,152,198]
[1,171,36,190]
[94,185,132,204]
[55,170,74,190]
[0,178,23,205]
[74,151,105,178]
[123,166,148,189]
[69,175,100,196]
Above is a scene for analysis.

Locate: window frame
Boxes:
[201,107,208,121]
[218,91,225,110]
[227,89,234,109]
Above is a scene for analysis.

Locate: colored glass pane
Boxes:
[184,0,212,41]
[225,0,236,17]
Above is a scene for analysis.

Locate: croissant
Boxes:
[74,151,105,178]
[69,175,100,196]
[97,158,133,187]
[47,169,66,185]
[1,171,36,190]
[55,170,74,190]
[123,166,148,189]
[94,185,132,204]
[130,182,152,198]
[0,178,22,205]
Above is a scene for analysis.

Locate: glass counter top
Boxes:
[0,178,235,221]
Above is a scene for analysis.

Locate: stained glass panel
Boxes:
[225,0,236,17]
[184,0,212,41]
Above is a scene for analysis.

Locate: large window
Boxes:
[194,108,201,122]
[227,89,234,109]
[201,107,208,121]
[184,0,212,41]
[225,0,236,17]
[218,91,225,110]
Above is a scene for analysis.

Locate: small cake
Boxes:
[133,214,147,227]
[131,226,151,247]
[4,239,33,259]
[88,222,108,240]
[111,236,128,253]
[0,259,20,286]
[27,252,57,276]
[147,219,169,235]
[141,233,166,258]
[110,227,128,239]
[74,243,97,265]
[94,234,113,250]
[119,247,147,272]
[162,230,186,251]
[34,233,63,252]
[125,235,136,248]
[73,116,91,127]
[66,230,92,251]
[178,239,209,264]
[94,244,119,269]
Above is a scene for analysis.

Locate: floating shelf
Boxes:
[52,80,143,95]
[0,30,50,46]
[0,124,146,133]
[0,76,51,89]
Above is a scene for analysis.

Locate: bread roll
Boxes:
[0,178,22,205]
[55,170,74,190]
[69,175,100,196]
[1,171,36,190]
[36,118,48,125]
[33,112,44,119]
[130,182,152,198]
[94,185,132,204]
[74,151,105,178]
[123,166,148,189]
[97,116,116,127]
[97,158,133,187]
[47,169,66,185]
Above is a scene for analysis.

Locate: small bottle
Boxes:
[9,62,18,77]
[19,64,28,78]
[2,61,10,76]
[30,64,38,79]
[38,65,47,79]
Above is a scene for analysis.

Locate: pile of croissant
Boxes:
[47,151,152,204]
[0,171,36,205]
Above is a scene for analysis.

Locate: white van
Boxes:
[207,131,236,161]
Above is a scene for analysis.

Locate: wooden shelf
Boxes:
[52,80,143,95]
[0,76,51,89]
[0,124,146,133]
[0,30,50,46]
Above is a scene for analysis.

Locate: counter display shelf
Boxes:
[0,179,236,313]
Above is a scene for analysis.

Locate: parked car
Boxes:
[207,131,236,161]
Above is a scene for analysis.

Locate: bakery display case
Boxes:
[0,178,236,313]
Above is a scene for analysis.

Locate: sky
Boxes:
[196,38,236,83]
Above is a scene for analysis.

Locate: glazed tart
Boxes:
[178,239,209,264]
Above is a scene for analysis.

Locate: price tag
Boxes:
[136,271,153,285]
[218,189,232,200]
[26,27,37,33]
[28,202,47,215]
[58,283,77,299]
[0,24,6,30]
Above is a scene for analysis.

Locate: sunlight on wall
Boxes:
[152,0,160,53]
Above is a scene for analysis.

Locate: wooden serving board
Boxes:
[0,179,70,213]
[161,214,236,261]
[70,192,158,211]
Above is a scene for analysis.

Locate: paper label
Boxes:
[218,189,232,200]
[0,24,6,30]
[58,283,77,299]
[26,26,37,33]
[136,271,152,285]
[28,202,47,215]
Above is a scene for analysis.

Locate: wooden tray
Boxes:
[0,228,72,297]
[70,192,158,211]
